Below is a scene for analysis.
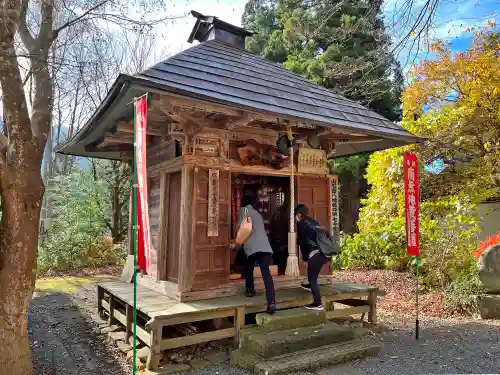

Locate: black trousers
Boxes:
[245,252,276,306]
[308,253,329,305]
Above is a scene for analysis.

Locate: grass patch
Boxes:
[35,275,117,294]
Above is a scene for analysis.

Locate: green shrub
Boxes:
[444,263,483,315]
[417,197,480,290]
[80,235,126,268]
[341,217,408,271]
[38,171,125,272]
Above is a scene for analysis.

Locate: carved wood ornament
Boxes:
[236,139,289,169]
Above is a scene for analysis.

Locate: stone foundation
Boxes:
[477,294,500,319]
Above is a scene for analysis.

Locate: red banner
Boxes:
[404,152,420,256]
[135,96,151,273]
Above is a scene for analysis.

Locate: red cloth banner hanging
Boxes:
[404,152,420,256]
[135,96,151,273]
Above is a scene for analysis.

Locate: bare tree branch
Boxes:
[53,0,108,35]
[37,0,56,44]
[19,0,36,51]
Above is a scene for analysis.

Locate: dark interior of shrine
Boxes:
[230,173,291,279]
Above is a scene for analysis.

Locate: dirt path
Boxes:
[29,280,130,375]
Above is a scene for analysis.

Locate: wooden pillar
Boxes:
[125,304,133,344]
[158,172,170,281]
[147,325,163,370]
[97,285,104,319]
[108,295,116,326]
[178,164,195,293]
[234,307,245,347]
[368,291,377,324]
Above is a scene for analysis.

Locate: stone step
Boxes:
[231,339,380,375]
[241,322,368,358]
[255,307,326,330]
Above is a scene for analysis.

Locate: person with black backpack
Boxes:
[295,204,339,311]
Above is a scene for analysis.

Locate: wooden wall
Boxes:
[147,136,177,168]
[146,135,177,281]
[166,172,182,282]
[148,176,161,278]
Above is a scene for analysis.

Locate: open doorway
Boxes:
[230,173,291,279]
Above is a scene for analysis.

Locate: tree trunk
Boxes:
[0,169,44,375]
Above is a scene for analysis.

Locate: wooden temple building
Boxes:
[58,11,420,371]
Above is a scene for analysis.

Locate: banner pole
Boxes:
[132,98,138,375]
[415,255,420,340]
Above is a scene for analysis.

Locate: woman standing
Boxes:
[235,193,276,315]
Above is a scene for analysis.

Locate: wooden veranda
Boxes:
[97,279,380,370]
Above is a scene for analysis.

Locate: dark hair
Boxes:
[294,204,309,216]
[242,193,257,208]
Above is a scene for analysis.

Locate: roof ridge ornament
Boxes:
[187,10,253,49]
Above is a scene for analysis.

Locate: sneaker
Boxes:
[304,303,324,311]
[245,289,256,297]
[267,304,276,315]
[300,283,311,291]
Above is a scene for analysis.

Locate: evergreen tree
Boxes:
[242,0,404,232]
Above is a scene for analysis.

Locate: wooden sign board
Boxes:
[297,148,328,174]
[207,169,220,237]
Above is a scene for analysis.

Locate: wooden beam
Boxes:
[116,121,169,137]
[147,308,236,328]
[103,132,134,144]
[226,113,255,130]
[86,143,133,153]
[152,99,220,132]
[159,327,236,351]
[325,305,371,320]
[151,93,242,118]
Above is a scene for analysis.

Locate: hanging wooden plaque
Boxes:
[207,169,220,237]
[297,148,328,174]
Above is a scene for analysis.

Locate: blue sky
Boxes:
[156,0,498,72]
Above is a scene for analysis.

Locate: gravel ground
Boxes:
[29,289,130,375]
[29,281,500,375]
[318,312,500,375]
[177,313,500,375]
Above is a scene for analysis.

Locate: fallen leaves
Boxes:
[335,269,451,318]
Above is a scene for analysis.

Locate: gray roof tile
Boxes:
[137,39,416,140]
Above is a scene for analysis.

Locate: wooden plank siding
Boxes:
[148,176,161,279]
[147,136,177,167]
[145,135,177,281]
[166,172,182,282]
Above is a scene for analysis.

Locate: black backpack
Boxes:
[306,219,341,257]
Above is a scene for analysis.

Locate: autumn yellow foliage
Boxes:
[402,27,500,199]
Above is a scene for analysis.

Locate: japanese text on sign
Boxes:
[404,152,420,256]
